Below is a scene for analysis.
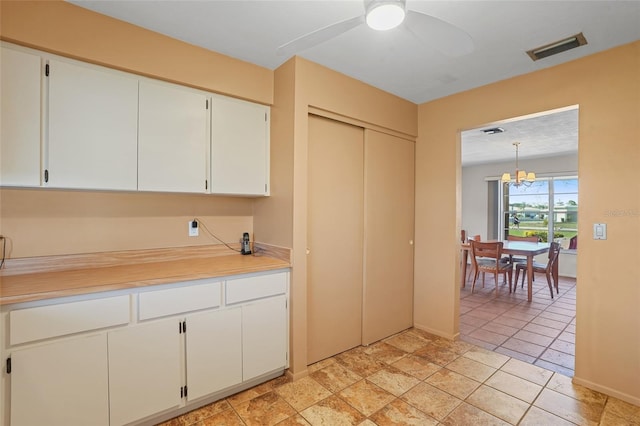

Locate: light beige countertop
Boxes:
[0,244,290,305]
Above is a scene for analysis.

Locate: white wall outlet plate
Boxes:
[189,220,199,237]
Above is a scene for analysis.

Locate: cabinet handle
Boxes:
[6,357,11,374]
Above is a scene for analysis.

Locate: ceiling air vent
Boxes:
[482,127,505,135]
[527,32,587,61]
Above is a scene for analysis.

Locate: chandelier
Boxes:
[501,142,536,187]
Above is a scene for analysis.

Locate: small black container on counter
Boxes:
[241,232,252,255]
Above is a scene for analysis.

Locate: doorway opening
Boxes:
[459,106,578,377]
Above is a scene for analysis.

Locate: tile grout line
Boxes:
[460,278,576,376]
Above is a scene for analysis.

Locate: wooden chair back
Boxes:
[569,235,578,249]
[547,241,561,270]
[470,240,503,267]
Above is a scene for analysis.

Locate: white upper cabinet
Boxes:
[47,59,138,190]
[0,45,42,187]
[210,95,270,196]
[138,80,209,193]
[1,43,271,196]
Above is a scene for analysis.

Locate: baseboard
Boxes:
[413,323,458,341]
[286,367,309,381]
[572,376,640,406]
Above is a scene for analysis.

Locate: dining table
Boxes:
[461,240,555,302]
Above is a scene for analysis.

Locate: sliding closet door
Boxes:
[307,115,364,364]
[362,129,415,345]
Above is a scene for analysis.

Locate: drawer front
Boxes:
[138,281,221,320]
[226,272,287,304]
[10,295,130,345]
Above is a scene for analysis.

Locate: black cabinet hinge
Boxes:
[6,357,11,374]
[45,63,50,77]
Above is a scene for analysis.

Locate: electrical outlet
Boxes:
[189,220,199,237]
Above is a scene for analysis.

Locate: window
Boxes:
[500,176,578,249]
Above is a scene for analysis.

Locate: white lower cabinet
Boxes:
[186,307,242,400]
[10,334,110,426]
[1,270,289,426]
[108,318,182,426]
[242,295,288,381]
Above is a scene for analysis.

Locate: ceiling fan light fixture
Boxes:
[366,1,406,31]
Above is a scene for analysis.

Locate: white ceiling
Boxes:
[68,0,637,164]
[461,106,579,166]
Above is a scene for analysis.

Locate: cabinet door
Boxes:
[362,130,415,345]
[186,308,242,400]
[210,95,269,196]
[0,46,41,187]
[11,334,109,426]
[47,59,138,190]
[138,80,209,193]
[242,295,287,381]
[108,319,182,426]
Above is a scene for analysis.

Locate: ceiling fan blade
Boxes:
[277,15,365,57]
[405,10,474,57]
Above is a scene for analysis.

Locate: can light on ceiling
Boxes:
[366,1,406,31]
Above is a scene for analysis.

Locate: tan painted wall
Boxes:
[0,1,273,259]
[0,0,272,104]
[253,59,296,249]
[254,57,417,377]
[0,189,253,258]
[415,41,640,404]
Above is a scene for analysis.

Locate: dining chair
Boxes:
[469,240,513,294]
[465,234,481,283]
[569,235,578,249]
[514,242,561,298]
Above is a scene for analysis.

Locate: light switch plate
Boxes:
[593,223,606,240]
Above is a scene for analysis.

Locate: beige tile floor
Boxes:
[158,328,639,425]
[460,273,577,377]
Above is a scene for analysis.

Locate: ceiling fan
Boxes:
[276,0,474,57]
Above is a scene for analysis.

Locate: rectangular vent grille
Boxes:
[527,32,587,61]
